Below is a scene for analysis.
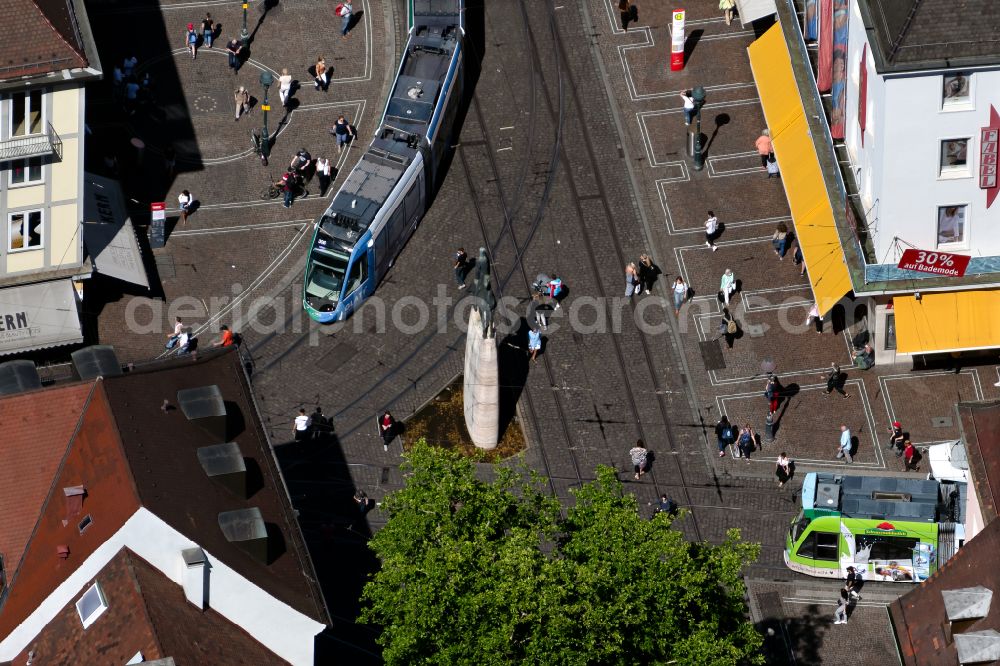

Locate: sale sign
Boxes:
[670,10,685,71]
[983,105,1000,209]
[897,249,970,277]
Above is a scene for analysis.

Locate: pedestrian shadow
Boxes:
[346,10,365,34]
[771,383,800,437]
[498,323,531,437]
[757,600,826,665]
[702,113,730,158]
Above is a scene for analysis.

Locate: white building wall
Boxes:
[0,508,325,666]
[838,3,1000,265]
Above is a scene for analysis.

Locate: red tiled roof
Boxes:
[0,384,142,638]
[0,0,88,81]
[889,518,1000,665]
[958,401,1000,524]
[10,547,288,666]
[0,382,93,582]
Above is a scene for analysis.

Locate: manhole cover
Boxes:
[191,94,219,114]
[699,339,726,371]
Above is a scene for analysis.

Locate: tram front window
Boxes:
[790,511,810,543]
[307,250,349,301]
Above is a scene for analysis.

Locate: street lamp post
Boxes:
[240,2,250,48]
[259,70,273,166]
[691,86,706,171]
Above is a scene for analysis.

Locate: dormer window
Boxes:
[75,582,108,629]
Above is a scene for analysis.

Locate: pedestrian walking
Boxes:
[625,262,640,298]
[833,588,850,624]
[527,327,542,362]
[310,406,328,439]
[279,68,293,107]
[715,415,735,457]
[836,424,853,463]
[719,268,736,306]
[314,55,330,91]
[718,307,738,349]
[337,2,354,37]
[887,421,905,457]
[672,276,687,316]
[680,89,696,125]
[618,0,637,31]
[775,452,791,487]
[178,189,192,225]
[282,171,297,208]
[845,566,863,600]
[737,425,755,463]
[720,0,737,25]
[629,439,649,479]
[379,411,395,451]
[547,275,564,310]
[771,222,789,259]
[316,156,332,195]
[637,253,659,294]
[353,489,370,513]
[755,129,773,168]
[766,155,780,178]
[453,247,468,289]
[805,302,822,333]
[705,211,719,251]
[793,243,805,276]
[765,374,780,416]
[824,363,850,398]
[293,408,311,441]
[903,440,919,471]
[185,22,198,59]
[201,13,215,48]
[234,86,250,121]
[226,39,242,72]
[528,293,549,331]
[331,115,356,152]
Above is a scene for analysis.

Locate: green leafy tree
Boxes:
[361,442,763,665]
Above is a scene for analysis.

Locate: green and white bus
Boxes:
[784,473,966,583]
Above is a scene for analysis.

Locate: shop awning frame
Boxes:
[748,22,854,317]
[894,290,1000,355]
[0,280,83,356]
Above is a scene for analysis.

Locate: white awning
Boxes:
[83,173,149,289]
[0,280,83,356]
[735,0,777,25]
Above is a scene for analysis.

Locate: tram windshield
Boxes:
[306,250,350,300]
[790,511,810,544]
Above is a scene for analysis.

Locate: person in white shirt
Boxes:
[316,156,332,195]
[293,408,311,441]
[339,2,354,38]
[178,190,193,225]
[719,268,736,306]
[279,68,293,107]
[705,211,719,251]
[680,90,696,125]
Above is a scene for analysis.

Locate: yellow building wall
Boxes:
[50,86,81,135]
[5,247,45,273]
[49,203,81,268]
[5,183,46,210]
[51,137,79,202]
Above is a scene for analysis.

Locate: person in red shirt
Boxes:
[212,324,234,347]
[903,440,918,472]
[379,412,396,451]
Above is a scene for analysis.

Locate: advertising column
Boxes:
[670,10,685,71]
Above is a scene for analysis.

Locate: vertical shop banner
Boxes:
[982,105,1000,209]
[670,10,686,71]
[816,0,833,92]
[804,0,819,41]
[829,0,850,139]
[858,44,867,145]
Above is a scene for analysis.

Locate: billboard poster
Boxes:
[829,0,849,139]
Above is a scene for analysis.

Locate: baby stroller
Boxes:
[531,273,551,295]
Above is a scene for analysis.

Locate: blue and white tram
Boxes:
[303,0,464,323]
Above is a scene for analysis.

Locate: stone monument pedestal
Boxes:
[463,308,499,449]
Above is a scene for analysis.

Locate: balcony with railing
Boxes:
[0,122,63,162]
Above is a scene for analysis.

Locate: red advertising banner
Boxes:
[670,10,685,71]
[897,249,971,277]
[984,105,1000,209]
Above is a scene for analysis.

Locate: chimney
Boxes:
[180,547,208,609]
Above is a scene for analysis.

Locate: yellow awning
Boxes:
[894,290,1000,354]
[748,24,853,317]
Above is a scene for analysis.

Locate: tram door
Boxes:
[795,530,840,578]
[340,249,370,318]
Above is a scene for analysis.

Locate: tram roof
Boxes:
[807,473,964,524]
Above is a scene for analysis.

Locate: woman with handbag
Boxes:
[775,453,792,487]
[718,307,738,349]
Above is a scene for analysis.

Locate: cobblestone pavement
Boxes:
[83,0,996,662]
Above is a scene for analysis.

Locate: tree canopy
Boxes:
[361,442,763,665]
